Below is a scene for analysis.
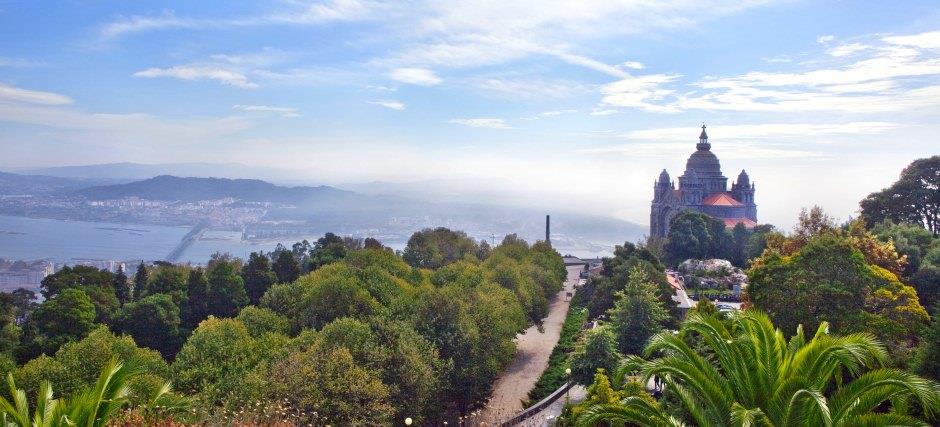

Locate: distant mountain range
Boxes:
[18,162,301,183]
[76,175,350,203]
[0,171,124,195]
[0,166,648,251]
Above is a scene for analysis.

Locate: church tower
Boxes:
[649,125,758,238]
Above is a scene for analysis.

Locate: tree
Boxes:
[133,262,148,300]
[144,265,188,303]
[402,227,479,269]
[241,253,276,305]
[308,232,350,271]
[608,267,669,355]
[587,241,677,323]
[17,288,96,361]
[269,346,394,425]
[663,210,731,265]
[182,269,209,330]
[912,305,940,382]
[114,294,182,358]
[205,259,248,318]
[747,231,929,363]
[861,155,940,235]
[112,265,130,305]
[39,265,113,299]
[0,293,21,355]
[272,250,300,284]
[172,317,282,408]
[580,310,940,427]
[14,327,169,404]
[569,326,621,385]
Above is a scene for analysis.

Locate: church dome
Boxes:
[684,124,723,176]
[685,146,722,175]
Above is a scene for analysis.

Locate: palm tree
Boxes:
[0,359,187,427]
[579,310,940,427]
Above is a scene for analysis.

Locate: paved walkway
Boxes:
[473,265,582,425]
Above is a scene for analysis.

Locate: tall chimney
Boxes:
[545,214,551,245]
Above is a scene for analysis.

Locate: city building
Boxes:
[650,125,758,238]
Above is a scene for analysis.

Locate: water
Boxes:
[0,215,610,265]
[0,215,188,264]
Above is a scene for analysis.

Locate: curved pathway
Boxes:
[473,265,583,424]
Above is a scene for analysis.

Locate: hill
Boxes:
[0,171,123,195]
[75,175,351,203]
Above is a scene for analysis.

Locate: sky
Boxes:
[1,0,939,229]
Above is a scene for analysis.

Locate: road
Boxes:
[473,265,583,424]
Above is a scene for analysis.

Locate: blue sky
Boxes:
[1,1,939,227]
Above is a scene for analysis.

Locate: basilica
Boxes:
[650,125,757,238]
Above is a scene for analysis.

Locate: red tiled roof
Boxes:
[723,218,758,229]
[703,192,744,207]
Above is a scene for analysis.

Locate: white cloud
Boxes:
[389,67,442,86]
[448,118,511,129]
[600,74,683,113]
[590,108,619,116]
[232,104,299,117]
[620,61,645,70]
[827,42,870,57]
[469,76,590,99]
[133,66,258,88]
[621,122,899,141]
[884,30,940,49]
[600,30,940,114]
[817,34,836,44]
[522,109,577,120]
[0,83,73,105]
[368,100,406,110]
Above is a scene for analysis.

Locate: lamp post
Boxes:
[565,367,572,403]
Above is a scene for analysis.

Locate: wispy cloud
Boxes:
[620,61,645,70]
[232,104,299,117]
[448,118,511,129]
[522,109,577,120]
[621,122,900,141]
[368,100,406,110]
[389,68,442,86]
[0,83,72,105]
[600,30,940,114]
[133,66,258,88]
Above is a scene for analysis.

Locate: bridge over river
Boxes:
[164,220,210,263]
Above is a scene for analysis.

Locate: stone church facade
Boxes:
[650,125,757,238]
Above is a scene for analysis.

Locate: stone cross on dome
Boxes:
[697,123,710,150]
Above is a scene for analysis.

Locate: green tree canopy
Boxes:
[609,267,670,355]
[114,294,182,358]
[861,155,940,235]
[402,227,479,269]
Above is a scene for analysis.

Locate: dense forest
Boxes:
[0,228,566,425]
[0,157,937,426]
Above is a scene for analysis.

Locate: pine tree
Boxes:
[183,268,210,330]
[272,250,301,284]
[242,252,277,304]
[609,266,670,355]
[132,262,148,300]
[112,265,130,305]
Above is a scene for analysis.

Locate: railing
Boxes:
[500,381,573,426]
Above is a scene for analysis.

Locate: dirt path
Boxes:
[475,265,582,424]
